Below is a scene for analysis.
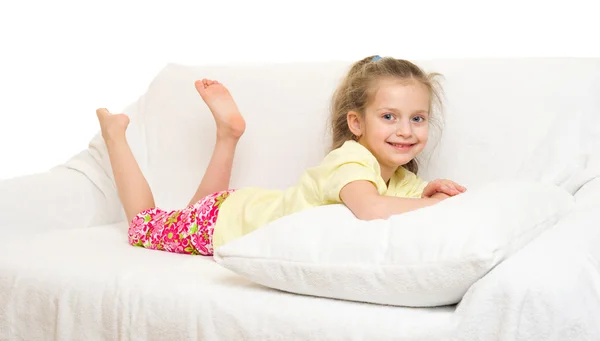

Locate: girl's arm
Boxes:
[340,180,443,220]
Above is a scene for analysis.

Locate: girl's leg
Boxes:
[96,108,155,223]
[187,79,246,206]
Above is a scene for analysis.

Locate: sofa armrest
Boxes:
[453,191,600,341]
[0,162,123,236]
[0,96,148,236]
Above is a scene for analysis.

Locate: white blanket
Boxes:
[2,57,600,340]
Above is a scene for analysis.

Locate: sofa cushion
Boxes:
[214,180,574,307]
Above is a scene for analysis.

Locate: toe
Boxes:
[194,80,204,92]
[96,108,109,118]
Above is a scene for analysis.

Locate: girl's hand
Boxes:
[422,179,467,198]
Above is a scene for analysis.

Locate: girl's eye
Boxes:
[383,113,394,120]
[412,116,425,123]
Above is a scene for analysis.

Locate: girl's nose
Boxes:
[396,120,412,137]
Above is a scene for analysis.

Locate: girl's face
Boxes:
[348,78,430,181]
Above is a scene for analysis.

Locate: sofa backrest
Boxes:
[86,58,600,210]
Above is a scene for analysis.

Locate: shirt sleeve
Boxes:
[319,141,387,203]
[323,162,386,203]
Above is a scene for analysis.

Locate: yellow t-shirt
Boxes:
[212,140,428,249]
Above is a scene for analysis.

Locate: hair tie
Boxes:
[371,55,382,62]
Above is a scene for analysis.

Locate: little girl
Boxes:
[96,55,466,256]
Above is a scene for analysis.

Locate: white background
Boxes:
[0,0,598,180]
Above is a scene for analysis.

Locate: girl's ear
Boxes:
[346,111,363,139]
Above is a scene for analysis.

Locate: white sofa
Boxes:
[1,58,600,341]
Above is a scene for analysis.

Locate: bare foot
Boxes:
[194,79,246,140]
[96,108,130,142]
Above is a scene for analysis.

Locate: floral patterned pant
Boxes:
[127,190,235,256]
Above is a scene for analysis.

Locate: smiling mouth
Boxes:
[387,142,415,150]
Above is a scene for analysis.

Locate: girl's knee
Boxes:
[127,210,158,247]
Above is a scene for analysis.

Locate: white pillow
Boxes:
[214,181,574,307]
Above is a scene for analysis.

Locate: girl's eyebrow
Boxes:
[376,107,430,115]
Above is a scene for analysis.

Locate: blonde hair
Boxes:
[329,55,444,174]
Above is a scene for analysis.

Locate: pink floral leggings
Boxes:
[127,190,235,256]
